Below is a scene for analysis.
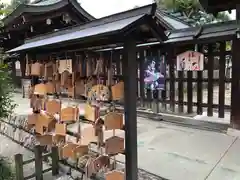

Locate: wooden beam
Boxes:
[231,3,240,129]
[231,36,240,129]
[200,0,237,13]
[237,4,240,22]
[123,37,138,180]
[5,9,71,32]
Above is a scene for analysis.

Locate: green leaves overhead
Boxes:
[161,0,201,15]
[3,0,30,16]
[155,0,230,25]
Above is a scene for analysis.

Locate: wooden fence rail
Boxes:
[15,145,59,180]
[20,41,233,120]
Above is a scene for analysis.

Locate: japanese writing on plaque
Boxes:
[177,51,204,71]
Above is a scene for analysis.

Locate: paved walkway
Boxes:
[136,120,240,180]
[3,93,240,180]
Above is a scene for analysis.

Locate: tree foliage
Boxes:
[155,0,230,26]
[0,157,15,180]
[0,2,22,120]
[5,0,30,15]
[0,3,9,20]
[0,64,17,118]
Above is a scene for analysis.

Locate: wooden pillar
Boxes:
[70,52,76,98]
[139,50,145,107]
[34,145,43,180]
[123,37,138,180]
[231,4,240,129]
[107,51,113,86]
[231,39,240,129]
[51,146,59,176]
[237,4,240,22]
[20,53,26,78]
[14,154,24,180]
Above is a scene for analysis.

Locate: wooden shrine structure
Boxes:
[5,3,170,180]
[2,0,240,180]
[3,0,240,132]
[1,0,94,50]
[0,0,189,87]
[3,0,240,134]
[197,0,240,130]
[1,0,95,84]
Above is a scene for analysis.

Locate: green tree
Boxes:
[155,0,230,25]
[0,157,15,180]
[0,4,17,180]
[0,64,17,118]
[0,4,17,120]
[0,3,9,19]
[5,0,30,15]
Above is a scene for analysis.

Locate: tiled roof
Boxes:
[2,0,95,25]
[7,4,166,53]
[166,20,237,43]
[198,0,236,13]
[24,3,154,43]
[8,15,146,53]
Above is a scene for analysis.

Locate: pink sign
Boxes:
[177,51,204,71]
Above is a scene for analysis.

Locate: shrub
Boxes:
[0,63,17,118]
[0,157,14,180]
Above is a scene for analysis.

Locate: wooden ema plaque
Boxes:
[27,113,37,129]
[44,62,55,79]
[36,134,53,146]
[60,71,72,88]
[84,104,96,122]
[31,62,43,76]
[88,84,110,101]
[62,143,88,159]
[53,134,65,144]
[35,113,56,135]
[39,113,55,128]
[34,83,47,95]
[176,50,204,71]
[35,122,44,135]
[105,136,124,155]
[55,123,66,136]
[105,170,124,180]
[81,126,97,145]
[45,100,61,115]
[93,155,110,171]
[45,81,55,94]
[75,80,84,95]
[104,112,124,131]
[28,114,38,125]
[60,107,79,122]
[111,81,124,101]
[58,59,72,74]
